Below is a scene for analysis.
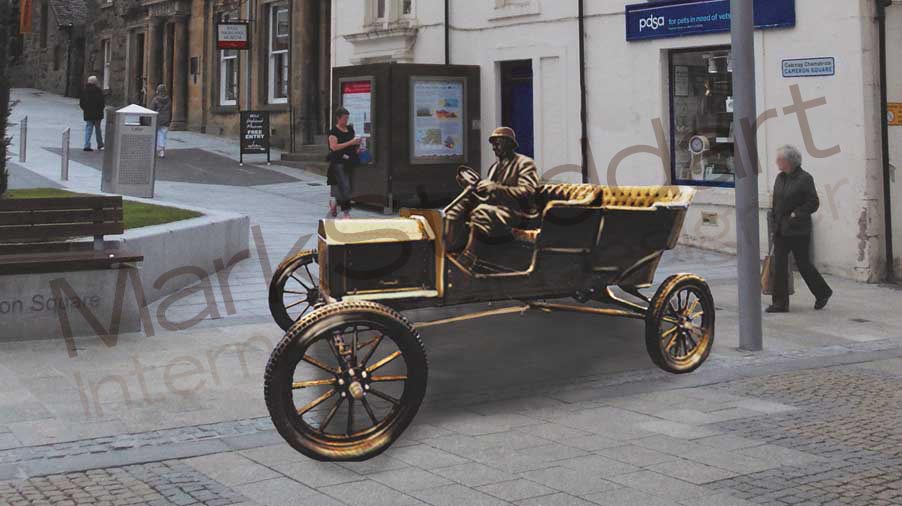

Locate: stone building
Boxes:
[81,0,147,108]
[330,0,902,283]
[10,0,87,97]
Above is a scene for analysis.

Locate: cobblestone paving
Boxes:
[0,461,248,506]
[706,366,902,505]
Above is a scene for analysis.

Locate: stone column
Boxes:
[170,16,189,130]
[146,18,164,106]
[162,21,172,95]
[290,0,318,146]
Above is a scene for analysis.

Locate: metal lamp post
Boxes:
[731,0,763,351]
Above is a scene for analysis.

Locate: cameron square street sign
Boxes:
[626,0,796,41]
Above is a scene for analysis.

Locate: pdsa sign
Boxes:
[626,0,796,41]
[217,22,249,50]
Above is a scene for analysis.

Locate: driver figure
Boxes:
[445,127,539,267]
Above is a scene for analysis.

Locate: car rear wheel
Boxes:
[269,250,321,331]
[264,301,428,461]
[645,274,715,374]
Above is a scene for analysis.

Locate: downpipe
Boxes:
[878,0,896,282]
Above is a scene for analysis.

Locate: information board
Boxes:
[240,111,270,164]
[626,0,795,41]
[411,78,465,162]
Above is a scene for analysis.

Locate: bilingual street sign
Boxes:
[625,0,796,41]
[782,57,835,78]
[217,22,250,50]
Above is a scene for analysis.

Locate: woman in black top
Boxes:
[327,108,360,218]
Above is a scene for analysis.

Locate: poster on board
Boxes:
[411,78,465,161]
[341,80,373,163]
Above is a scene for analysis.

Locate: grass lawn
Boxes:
[4,188,203,230]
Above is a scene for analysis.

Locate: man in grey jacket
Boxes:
[150,84,172,158]
[767,145,833,313]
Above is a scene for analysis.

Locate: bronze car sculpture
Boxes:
[264,183,714,461]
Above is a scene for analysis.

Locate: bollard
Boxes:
[61,128,70,181]
[18,116,27,163]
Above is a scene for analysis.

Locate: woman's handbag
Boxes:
[761,243,795,296]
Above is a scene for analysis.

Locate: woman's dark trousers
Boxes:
[772,233,832,309]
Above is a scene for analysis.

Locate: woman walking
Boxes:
[150,84,172,158]
[766,145,833,313]
[327,107,360,219]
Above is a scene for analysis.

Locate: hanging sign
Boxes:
[625,0,796,41]
[782,57,835,78]
[217,22,250,50]
[889,103,902,127]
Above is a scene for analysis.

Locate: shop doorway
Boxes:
[500,60,534,158]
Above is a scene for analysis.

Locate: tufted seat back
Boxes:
[535,183,605,209]
[602,186,689,208]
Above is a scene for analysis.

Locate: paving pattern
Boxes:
[707,366,902,505]
[0,461,249,506]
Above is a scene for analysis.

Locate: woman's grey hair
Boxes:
[777,145,803,169]
[87,75,98,85]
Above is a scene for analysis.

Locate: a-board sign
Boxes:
[217,22,250,50]
[240,111,271,164]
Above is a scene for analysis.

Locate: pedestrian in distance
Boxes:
[150,84,172,159]
[79,76,105,152]
[766,145,833,313]
[326,107,360,219]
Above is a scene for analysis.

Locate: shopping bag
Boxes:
[761,247,794,296]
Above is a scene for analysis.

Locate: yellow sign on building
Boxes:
[889,103,902,127]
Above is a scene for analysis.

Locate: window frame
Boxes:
[267,2,289,105]
[101,39,112,91]
[668,45,736,189]
[220,49,239,107]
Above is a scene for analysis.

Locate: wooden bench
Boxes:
[0,196,143,275]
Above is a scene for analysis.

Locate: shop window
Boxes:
[101,39,112,90]
[268,3,289,104]
[670,47,735,187]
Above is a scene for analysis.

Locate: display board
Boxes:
[341,79,374,163]
[411,77,466,163]
[240,111,271,164]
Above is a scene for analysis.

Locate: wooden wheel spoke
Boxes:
[360,335,383,367]
[292,378,335,389]
[347,398,354,435]
[285,299,307,310]
[688,310,704,320]
[297,388,336,416]
[369,389,400,406]
[284,290,307,295]
[662,316,680,325]
[304,264,315,283]
[664,333,680,353]
[661,325,679,338]
[367,351,402,373]
[370,375,408,383]
[302,354,339,374]
[290,274,311,291]
[361,397,379,424]
[351,326,359,368]
[319,397,344,433]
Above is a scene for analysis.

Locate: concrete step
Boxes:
[278,159,329,177]
[282,152,328,163]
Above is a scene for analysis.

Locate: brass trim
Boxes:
[528,301,645,320]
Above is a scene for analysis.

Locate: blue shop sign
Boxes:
[626,0,796,41]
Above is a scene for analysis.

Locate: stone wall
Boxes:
[82,1,145,108]
[10,1,84,97]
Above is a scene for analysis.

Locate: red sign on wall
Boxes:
[217,22,249,50]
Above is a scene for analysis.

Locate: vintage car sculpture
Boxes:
[263,183,714,461]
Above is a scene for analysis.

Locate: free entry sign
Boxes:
[625,0,796,41]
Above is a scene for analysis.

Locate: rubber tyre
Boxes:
[644,274,715,374]
[264,301,428,461]
[269,250,320,331]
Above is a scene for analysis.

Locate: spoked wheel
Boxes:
[264,301,428,461]
[645,274,715,374]
[269,250,321,331]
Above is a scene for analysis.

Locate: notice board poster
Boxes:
[240,111,270,155]
[341,80,373,137]
[411,78,465,162]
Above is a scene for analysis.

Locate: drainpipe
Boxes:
[444,0,449,65]
[577,0,588,183]
[62,23,73,97]
[877,0,895,282]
